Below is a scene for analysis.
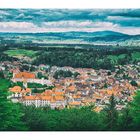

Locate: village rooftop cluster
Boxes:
[0,60,140,112]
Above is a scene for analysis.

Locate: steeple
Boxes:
[23,79,27,88]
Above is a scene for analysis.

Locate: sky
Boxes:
[0,9,140,35]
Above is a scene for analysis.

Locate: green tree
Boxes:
[0,71,4,78]
[103,94,118,130]
[37,72,43,79]
[0,79,27,130]
[22,106,47,130]
[103,83,108,88]
[53,70,73,79]
[130,80,138,87]
[22,105,104,131]
[73,72,80,78]
[107,71,111,76]
[118,107,133,130]
[20,65,29,71]
[45,106,102,131]
[129,90,140,130]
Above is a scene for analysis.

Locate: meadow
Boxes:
[4,49,38,58]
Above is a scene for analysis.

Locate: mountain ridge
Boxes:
[0,30,135,36]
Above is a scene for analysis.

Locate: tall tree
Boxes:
[0,71,4,78]
[22,106,47,131]
[129,91,140,130]
[103,94,118,130]
[118,106,133,130]
[0,79,27,130]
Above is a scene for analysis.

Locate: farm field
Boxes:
[4,49,38,58]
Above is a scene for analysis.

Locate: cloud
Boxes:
[0,10,10,15]
[43,20,117,28]
[107,15,140,27]
[0,20,118,32]
[114,27,140,35]
[107,16,140,21]
[109,9,140,18]
[0,20,140,35]
[15,13,25,19]
[0,9,140,35]
[0,22,37,32]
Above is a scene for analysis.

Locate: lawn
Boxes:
[108,52,140,64]
[4,49,38,58]
[132,52,140,61]
[108,54,126,63]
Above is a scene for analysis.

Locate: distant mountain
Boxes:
[72,31,128,37]
[0,31,140,45]
[0,30,130,37]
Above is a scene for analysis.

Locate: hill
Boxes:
[0,31,140,47]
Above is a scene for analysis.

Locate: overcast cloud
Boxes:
[0,9,140,35]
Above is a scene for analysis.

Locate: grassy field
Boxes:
[4,49,38,58]
[108,51,140,63]
[108,54,126,63]
[132,52,140,61]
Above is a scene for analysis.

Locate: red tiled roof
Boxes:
[14,72,36,79]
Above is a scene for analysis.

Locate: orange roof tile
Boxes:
[14,72,36,79]
[41,96,52,100]
[9,86,21,93]
[21,89,26,93]
[21,88,31,94]
[94,106,103,112]
[23,89,65,102]
[72,94,81,99]
[42,90,53,96]
[93,94,102,99]
[69,101,81,106]
[55,95,64,101]
[54,91,65,95]
[67,85,76,92]
[26,88,31,93]
[82,99,96,103]
[50,96,56,103]
[23,95,35,100]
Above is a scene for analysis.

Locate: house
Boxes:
[21,89,67,109]
[93,106,103,112]
[12,72,36,82]
[68,101,82,108]
[12,71,53,86]
[82,98,96,106]
[72,94,82,102]
[9,86,31,98]
[67,85,76,93]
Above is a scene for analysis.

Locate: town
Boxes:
[0,59,139,112]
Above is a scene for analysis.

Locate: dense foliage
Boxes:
[33,47,140,70]
[0,79,27,131]
[0,53,18,62]
[53,70,80,79]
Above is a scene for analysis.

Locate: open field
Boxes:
[4,49,38,58]
[132,52,140,61]
[108,54,126,63]
[108,51,140,63]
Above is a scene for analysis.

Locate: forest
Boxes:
[33,47,140,70]
[1,43,140,71]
